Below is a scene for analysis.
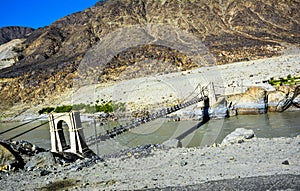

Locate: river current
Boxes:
[0,111,299,155]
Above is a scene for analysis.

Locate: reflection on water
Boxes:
[0,111,299,155]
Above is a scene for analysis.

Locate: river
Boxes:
[0,111,299,155]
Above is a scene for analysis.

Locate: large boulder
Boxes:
[267,91,286,112]
[227,87,267,115]
[162,139,182,148]
[24,152,56,171]
[10,140,46,156]
[221,128,255,146]
[0,142,24,172]
[268,86,300,112]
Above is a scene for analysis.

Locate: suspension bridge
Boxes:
[1,83,211,156]
[2,84,299,157]
[85,95,209,146]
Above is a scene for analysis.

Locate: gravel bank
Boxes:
[1,136,299,190]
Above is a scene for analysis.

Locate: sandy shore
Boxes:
[1,135,299,190]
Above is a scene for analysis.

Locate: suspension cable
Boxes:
[4,113,68,140]
[0,115,47,135]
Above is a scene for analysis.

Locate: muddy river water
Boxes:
[0,111,299,155]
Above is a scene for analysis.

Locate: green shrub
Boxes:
[269,75,299,86]
[38,107,55,115]
[95,101,113,113]
[38,100,126,114]
[54,105,73,113]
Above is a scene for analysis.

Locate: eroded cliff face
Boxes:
[0,0,299,110]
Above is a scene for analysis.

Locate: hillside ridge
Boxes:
[0,0,299,111]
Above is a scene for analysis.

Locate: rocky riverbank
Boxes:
[1,129,299,190]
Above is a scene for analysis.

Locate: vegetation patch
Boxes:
[38,107,55,115]
[38,100,126,114]
[268,75,300,86]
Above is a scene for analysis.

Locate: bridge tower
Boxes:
[197,82,217,108]
[48,111,88,155]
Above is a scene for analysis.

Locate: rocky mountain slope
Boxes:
[0,26,34,45]
[0,0,299,112]
[0,39,25,70]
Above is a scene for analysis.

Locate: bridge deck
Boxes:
[85,96,208,146]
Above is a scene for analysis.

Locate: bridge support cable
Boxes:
[85,84,209,146]
[4,113,68,141]
[0,115,47,135]
[86,96,208,146]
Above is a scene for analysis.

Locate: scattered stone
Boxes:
[162,139,182,148]
[221,128,256,146]
[282,160,290,165]
[51,152,83,164]
[180,160,188,166]
[106,180,117,186]
[228,109,237,117]
[82,182,89,187]
[211,143,218,147]
[103,144,163,160]
[40,170,51,176]
[10,140,46,156]
[25,152,56,171]
[71,166,82,172]
[0,141,24,172]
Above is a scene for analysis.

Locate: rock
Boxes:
[0,39,25,70]
[268,86,300,112]
[0,26,34,45]
[0,141,25,172]
[24,152,56,171]
[209,97,228,118]
[228,87,267,115]
[267,90,287,112]
[40,169,51,176]
[70,166,82,172]
[221,128,255,146]
[180,160,188,166]
[282,160,289,165]
[227,109,237,117]
[162,139,182,148]
[10,140,46,156]
[51,152,83,164]
[82,148,98,159]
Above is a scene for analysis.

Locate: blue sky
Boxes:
[0,0,100,29]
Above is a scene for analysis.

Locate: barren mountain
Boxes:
[0,0,299,111]
[0,26,34,45]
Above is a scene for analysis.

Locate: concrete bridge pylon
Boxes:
[48,111,88,155]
